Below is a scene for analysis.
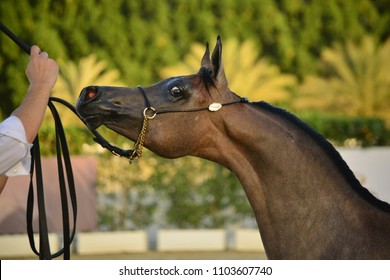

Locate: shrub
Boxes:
[298,111,389,147]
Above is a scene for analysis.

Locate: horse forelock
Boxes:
[198,66,228,99]
[199,66,215,94]
[254,101,390,213]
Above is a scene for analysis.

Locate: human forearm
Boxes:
[11,84,51,143]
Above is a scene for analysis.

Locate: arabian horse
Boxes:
[76,37,390,259]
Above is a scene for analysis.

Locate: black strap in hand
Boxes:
[26,100,77,260]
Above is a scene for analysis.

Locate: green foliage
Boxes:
[150,157,252,229]
[294,36,390,126]
[160,38,297,104]
[53,54,125,101]
[1,0,389,117]
[37,123,93,156]
[96,151,252,230]
[96,152,160,230]
[298,111,389,147]
[51,54,125,126]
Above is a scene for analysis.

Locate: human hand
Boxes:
[25,45,59,94]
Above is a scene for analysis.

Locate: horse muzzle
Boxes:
[76,86,106,129]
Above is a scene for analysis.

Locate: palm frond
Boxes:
[295,36,390,126]
[160,38,296,103]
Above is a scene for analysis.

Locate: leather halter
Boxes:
[88,86,248,160]
[85,85,249,163]
[136,85,248,116]
[124,85,248,162]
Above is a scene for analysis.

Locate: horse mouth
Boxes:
[80,115,104,129]
[75,105,104,129]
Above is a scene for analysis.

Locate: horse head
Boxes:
[76,36,244,158]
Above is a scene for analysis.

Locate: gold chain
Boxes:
[128,107,156,164]
[128,116,149,164]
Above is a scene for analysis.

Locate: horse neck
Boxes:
[198,103,389,259]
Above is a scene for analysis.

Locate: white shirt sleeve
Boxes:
[0,116,33,176]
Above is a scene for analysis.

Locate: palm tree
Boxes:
[294,36,390,126]
[160,38,296,104]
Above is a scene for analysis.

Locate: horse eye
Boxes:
[170,86,182,96]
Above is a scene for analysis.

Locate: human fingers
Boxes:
[30,45,41,56]
[40,51,49,58]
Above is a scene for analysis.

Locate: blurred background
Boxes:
[0,0,389,258]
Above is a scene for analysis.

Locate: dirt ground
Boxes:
[73,251,267,260]
[5,251,267,260]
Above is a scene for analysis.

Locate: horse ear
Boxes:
[201,42,211,68]
[210,36,228,87]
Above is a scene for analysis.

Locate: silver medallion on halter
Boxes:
[208,103,222,112]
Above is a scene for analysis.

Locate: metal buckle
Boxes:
[143,107,157,119]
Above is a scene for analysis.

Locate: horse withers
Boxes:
[76,37,390,259]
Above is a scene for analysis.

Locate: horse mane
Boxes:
[254,101,390,213]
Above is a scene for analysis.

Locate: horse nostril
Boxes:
[87,88,97,100]
[87,90,95,100]
[83,86,98,102]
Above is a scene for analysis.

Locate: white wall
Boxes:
[338,147,390,203]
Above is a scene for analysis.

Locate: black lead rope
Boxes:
[49,97,133,158]
[26,99,78,260]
